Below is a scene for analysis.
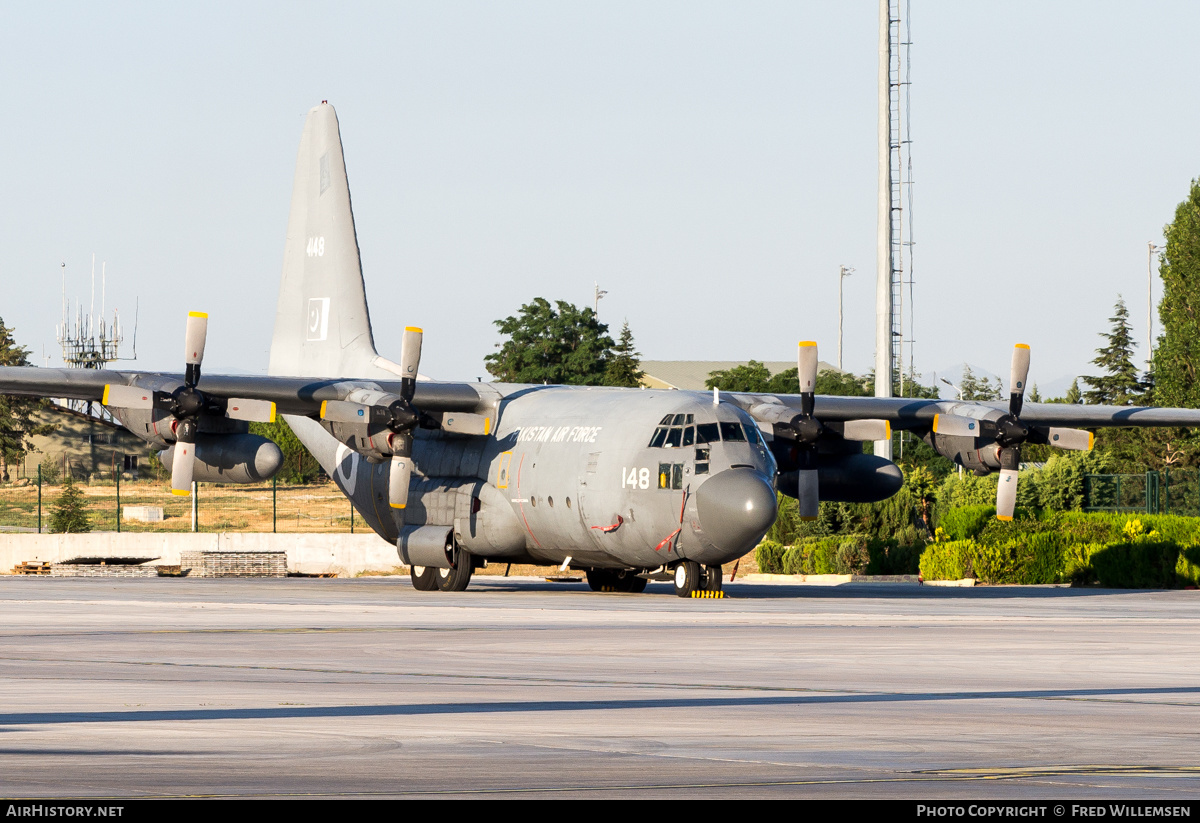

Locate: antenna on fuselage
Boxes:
[713,386,720,406]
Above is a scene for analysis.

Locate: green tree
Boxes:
[601,320,644,388]
[959,365,1002,401]
[705,360,772,392]
[485,298,616,385]
[1064,378,1083,404]
[0,318,55,481]
[1154,178,1200,411]
[1082,297,1143,405]
[48,474,91,533]
[249,417,322,484]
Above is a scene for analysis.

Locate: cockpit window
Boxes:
[744,423,762,446]
[659,414,673,425]
[664,427,682,448]
[695,423,719,444]
[682,426,695,447]
[648,427,668,448]
[719,422,746,442]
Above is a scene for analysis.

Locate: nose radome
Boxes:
[695,468,778,555]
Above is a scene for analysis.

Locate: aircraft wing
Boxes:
[0,366,486,416]
[730,392,1200,430]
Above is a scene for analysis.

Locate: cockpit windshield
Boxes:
[647,415,762,448]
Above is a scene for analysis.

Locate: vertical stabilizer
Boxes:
[269,102,398,379]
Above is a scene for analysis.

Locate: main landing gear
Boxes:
[585,568,648,593]
[672,560,724,598]
[410,547,475,592]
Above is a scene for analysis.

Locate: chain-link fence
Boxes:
[0,472,362,533]
[1084,469,1200,517]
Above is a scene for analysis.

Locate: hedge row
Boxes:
[755,535,922,576]
[758,509,1200,588]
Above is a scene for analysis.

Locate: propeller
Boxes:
[751,341,891,521]
[933,344,1093,521]
[320,327,424,509]
[102,312,276,496]
[794,341,820,521]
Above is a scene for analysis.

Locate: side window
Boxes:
[682,426,695,447]
[720,422,746,442]
[695,423,719,444]
[658,463,672,489]
[743,423,762,445]
[671,464,684,490]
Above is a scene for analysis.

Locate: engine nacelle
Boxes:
[159,433,283,484]
[924,432,1002,475]
[778,453,904,503]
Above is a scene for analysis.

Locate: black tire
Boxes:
[673,560,701,597]
[615,571,647,593]
[411,565,440,591]
[704,565,723,593]
[437,550,473,592]
[586,569,614,592]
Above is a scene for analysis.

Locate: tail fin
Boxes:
[268,102,400,379]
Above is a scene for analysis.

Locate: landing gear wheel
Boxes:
[437,549,474,592]
[614,570,647,593]
[586,569,614,591]
[673,560,701,597]
[704,565,723,594]
[410,564,439,591]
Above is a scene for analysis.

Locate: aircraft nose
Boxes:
[694,467,778,555]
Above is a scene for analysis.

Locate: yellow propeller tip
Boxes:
[188,311,208,319]
[798,341,817,348]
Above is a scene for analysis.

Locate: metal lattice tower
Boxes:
[889,0,916,399]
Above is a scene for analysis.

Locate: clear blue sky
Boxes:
[1,2,1197,395]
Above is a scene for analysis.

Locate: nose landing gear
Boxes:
[673,560,724,598]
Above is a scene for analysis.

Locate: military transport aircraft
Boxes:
[4,102,1200,597]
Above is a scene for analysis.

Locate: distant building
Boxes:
[639,360,839,391]
[16,404,154,481]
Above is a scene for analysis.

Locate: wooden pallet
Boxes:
[12,561,51,575]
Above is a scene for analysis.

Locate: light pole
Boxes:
[594,281,608,315]
[838,265,854,371]
[940,377,965,478]
[1148,242,1163,371]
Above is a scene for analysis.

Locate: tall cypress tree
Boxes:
[1154,179,1200,410]
[1082,297,1142,405]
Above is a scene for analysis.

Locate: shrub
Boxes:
[938,505,995,541]
[835,535,871,574]
[755,540,785,574]
[1090,541,1181,589]
[38,453,60,484]
[919,540,976,581]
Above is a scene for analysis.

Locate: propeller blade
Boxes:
[184,312,208,386]
[399,326,423,399]
[1046,427,1093,451]
[797,341,817,416]
[320,399,370,423]
[996,468,1018,521]
[102,384,154,410]
[932,413,981,438]
[225,398,276,423]
[1009,343,1030,416]
[441,412,492,436]
[796,447,819,521]
[388,455,413,509]
[170,420,197,496]
[841,419,890,442]
[995,446,1021,521]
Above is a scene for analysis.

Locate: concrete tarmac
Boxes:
[1,576,1199,799]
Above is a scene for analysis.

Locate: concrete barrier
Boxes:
[0,532,401,577]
